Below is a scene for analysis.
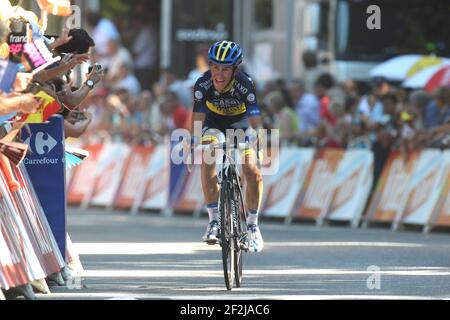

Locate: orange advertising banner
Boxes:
[114,145,156,210]
[67,144,104,204]
[428,152,450,228]
[364,150,419,224]
[292,149,345,221]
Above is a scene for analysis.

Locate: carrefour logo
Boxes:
[25,132,58,155]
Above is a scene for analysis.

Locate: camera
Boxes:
[88,63,102,73]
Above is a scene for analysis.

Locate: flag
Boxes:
[16,91,62,123]
[36,0,73,17]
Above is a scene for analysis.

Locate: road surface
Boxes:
[39,208,450,300]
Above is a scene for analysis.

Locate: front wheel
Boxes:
[233,181,246,288]
[220,182,234,291]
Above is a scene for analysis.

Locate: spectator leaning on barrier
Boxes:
[41,28,104,138]
[31,30,93,130]
[0,18,39,116]
[34,28,94,85]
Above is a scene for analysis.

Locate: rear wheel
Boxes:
[220,182,234,291]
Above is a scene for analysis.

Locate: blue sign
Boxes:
[22,115,66,260]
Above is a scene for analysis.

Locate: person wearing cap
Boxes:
[0,14,39,117]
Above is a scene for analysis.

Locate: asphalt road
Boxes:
[39,208,450,300]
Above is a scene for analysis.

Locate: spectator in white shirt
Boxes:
[106,39,134,83]
[87,12,120,69]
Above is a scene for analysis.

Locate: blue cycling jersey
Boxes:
[193,70,261,131]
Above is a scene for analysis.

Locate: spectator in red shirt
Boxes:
[314,73,336,126]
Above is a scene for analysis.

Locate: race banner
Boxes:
[137,145,170,211]
[22,115,67,259]
[364,150,419,225]
[114,145,156,210]
[0,208,31,290]
[325,150,373,227]
[87,143,131,208]
[8,165,62,276]
[0,168,46,289]
[292,149,345,221]
[428,151,450,229]
[67,144,104,205]
[262,148,314,218]
[394,149,446,230]
[0,175,32,290]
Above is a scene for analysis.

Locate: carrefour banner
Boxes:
[22,115,66,259]
[262,148,314,218]
[394,149,446,229]
[325,150,373,227]
[292,149,345,221]
[364,150,419,225]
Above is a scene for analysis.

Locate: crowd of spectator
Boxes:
[80,11,450,187]
[79,11,450,186]
[3,2,448,188]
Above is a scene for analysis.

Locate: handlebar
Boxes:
[195,142,253,152]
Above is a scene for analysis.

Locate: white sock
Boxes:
[247,209,259,225]
[206,203,219,223]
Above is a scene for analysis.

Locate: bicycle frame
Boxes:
[199,141,249,290]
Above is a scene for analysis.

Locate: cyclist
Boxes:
[190,40,264,253]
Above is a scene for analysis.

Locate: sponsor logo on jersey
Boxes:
[194,91,203,100]
[198,78,213,90]
[206,100,247,116]
[235,82,249,95]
